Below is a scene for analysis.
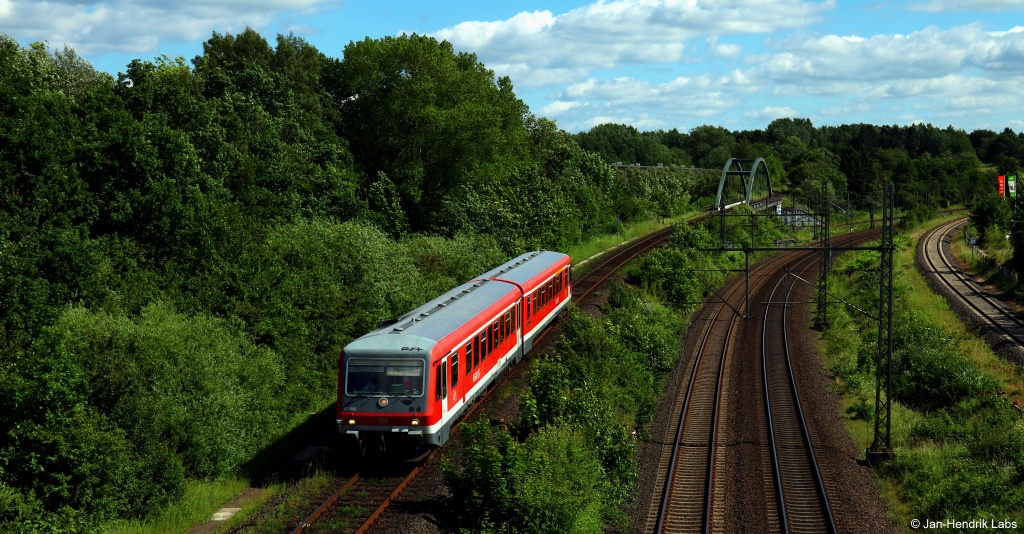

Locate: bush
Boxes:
[511,426,609,534]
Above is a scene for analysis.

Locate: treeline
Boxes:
[0,31,700,530]
[574,119,1019,212]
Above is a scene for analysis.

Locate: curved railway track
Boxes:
[647,228,879,533]
[292,223,677,534]
[920,217,1024,350]
[647,243,807,533]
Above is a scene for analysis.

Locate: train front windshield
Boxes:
[346,359,425,396]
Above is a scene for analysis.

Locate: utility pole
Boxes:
[868,184,895,464]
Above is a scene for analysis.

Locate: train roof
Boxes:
[475,250,570,286]
[344,278,519,355]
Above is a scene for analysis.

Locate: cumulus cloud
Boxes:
[907,0,1024,12]
[745,106,800,121]
[542,71,749,131]
[433,0,833,87]
[0,0,329,55]
[751,23,1024,90]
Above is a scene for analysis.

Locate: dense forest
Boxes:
[2,26,1023,531]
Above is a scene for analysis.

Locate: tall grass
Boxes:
[109,478,252,534]
[821,215,1024,527]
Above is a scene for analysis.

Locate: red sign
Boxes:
[999,175,1006,197]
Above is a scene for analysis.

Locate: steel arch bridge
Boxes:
[715,157,774,210]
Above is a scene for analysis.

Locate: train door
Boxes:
[436,356,449,422]
[448,352,458,411]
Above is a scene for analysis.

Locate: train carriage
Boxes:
[337,250,571,452]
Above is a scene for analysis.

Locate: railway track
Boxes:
[573,225,675,300]
[919,216,1024,350]
[292,223,677,533]
[647,228,880,533]
[651,266,742,533]
[647,243,807,533]
[761,255,835,534]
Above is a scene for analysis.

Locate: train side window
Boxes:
[451,353,459,387]
[504,311,512,339]
[473,337,480,368]
[479,331,487,361]
[499,315,506,345]
[492,321,499,352]
[465,342,473,374]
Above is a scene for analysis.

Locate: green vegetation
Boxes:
[439,215,797,532]
[0,30,702,531]
[442,284,685,533]
[822,224,1024,527]
[4,21,1024,532]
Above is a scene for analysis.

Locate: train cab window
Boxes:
[347,359,424,397]
[451,354,459,387]
[465,342,473,374]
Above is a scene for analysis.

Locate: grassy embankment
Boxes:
[821,212,1024,529]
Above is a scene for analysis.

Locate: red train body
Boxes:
[337,250,571,451]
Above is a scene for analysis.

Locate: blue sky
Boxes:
[4,1,1024,134]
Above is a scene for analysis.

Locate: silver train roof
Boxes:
[475,250,569,286]
[344,279,519,354]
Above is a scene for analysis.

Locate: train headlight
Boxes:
[378,397,389,407]
[347,419,356,425]
[410,419,420,427]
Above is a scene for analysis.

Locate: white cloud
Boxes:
[0,0,328,55]
[548,70,750,131]
[907,0,1024,12]
[433,0,833,87]
[745,106,800,121]
[539,100,585,115]
[751,22,1024,94]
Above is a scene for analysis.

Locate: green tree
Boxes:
[334,34,531,228]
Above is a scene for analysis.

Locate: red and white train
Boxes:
[337,250,572,451]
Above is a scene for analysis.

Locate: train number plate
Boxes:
[377,417,388,424]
